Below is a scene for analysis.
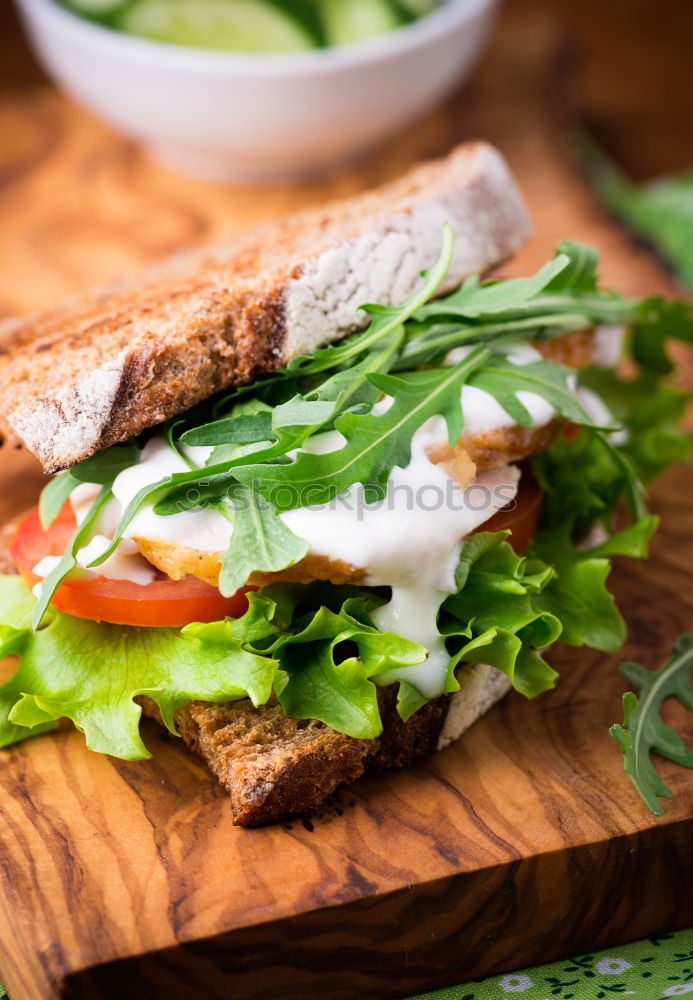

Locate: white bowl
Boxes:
[15,0,501,184]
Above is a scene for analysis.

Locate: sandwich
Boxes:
[0,142,690,826]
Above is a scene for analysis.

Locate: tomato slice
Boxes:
[10,504,252,628]
[478,468,543,553]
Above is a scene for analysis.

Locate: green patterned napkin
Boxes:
[402,928,693,1000]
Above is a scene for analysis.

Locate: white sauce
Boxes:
[447,341,557,434]
[75,536,156,585]
[593,325,624,367]
[32,556,62,589]
[70,482,120,537]
[31,536,156,592]
[282,419,520,697]
[372,467,518,696]
[111,437,232,552]
[576,386,628,445]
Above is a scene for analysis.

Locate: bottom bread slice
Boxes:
[139,663,512,826]
[0,520,512,826]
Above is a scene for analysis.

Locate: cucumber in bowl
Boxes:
[59,0,442,52]
[317,0,402,47]
[63,0,132,17]
[117,0,317,52]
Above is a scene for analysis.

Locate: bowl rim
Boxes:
[16,0,500,76]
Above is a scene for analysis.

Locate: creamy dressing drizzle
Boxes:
[31,536,156,596]
[55,342,570,697]
[283,429,519,696]
[592,325,624,367]
[112,439,232,552]
[448,340,557,432]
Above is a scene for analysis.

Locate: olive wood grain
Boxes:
[0,0,692,998]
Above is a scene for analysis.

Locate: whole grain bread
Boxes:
[137,663,511,827]
[0,141,529,473]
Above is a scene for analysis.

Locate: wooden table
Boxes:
[0,2,691,998]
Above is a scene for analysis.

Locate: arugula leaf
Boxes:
[577,132,693,291]
[177,327,407,494]
[401,238,693,374]
[39,443,139,529]
[90,448,259,568]
[71,442,141,483]
[234,346,489,509]
[181,411,275,449]
[0,576,279,759]
[39,473,81,531]
[543,240,599,293]
[414,255,571,320]
[218,486,309,597]
[610,634,693,816]
[396,312,598,370]
[33,486,112,629]
[467,356,593,427]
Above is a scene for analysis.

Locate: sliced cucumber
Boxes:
[266,0,325,46]
[118,0,317,53]
[396,0,439,17]
[65,0,132,16]
[317,0,402,48]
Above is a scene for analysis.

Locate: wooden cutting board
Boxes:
[0,2,692,998]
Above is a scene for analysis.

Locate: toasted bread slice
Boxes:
[137,662,511,827]
[0,142,529,473]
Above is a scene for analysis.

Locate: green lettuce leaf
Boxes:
[532,426,643,538]
[0,576,280,759]
[274,600,427,738]
[0,575,426,752]
[440,532,561,699]
[530,518,657,651]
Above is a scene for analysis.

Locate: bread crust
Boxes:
[0,142,530,473]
